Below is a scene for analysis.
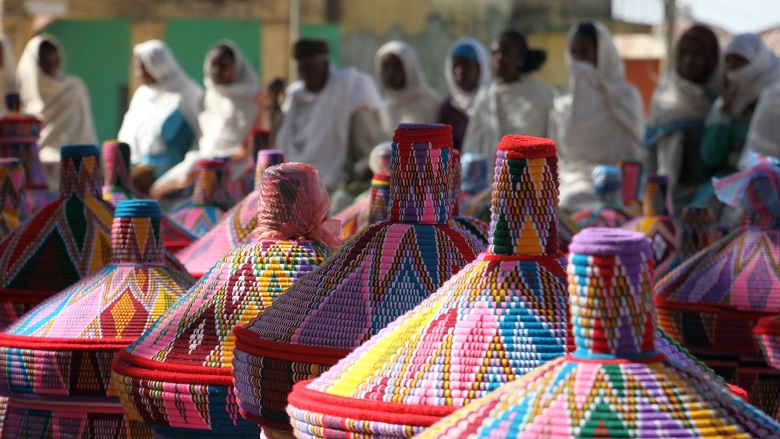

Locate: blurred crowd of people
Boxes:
[3,19,780,220]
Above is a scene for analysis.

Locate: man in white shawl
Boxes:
[700,33,780,175]
[0,34,16,111]
[462,30,553,161]
[275,39,382,211]
[646,24,720,209]
[375,41,441,139]
[549,21,645,214]
[118,40,204,194]
[150,41,259,199]
[17,34,97,190]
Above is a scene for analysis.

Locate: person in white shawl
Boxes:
[275,39,382,208]
[375,41,441,139]
[549,21,645,214]
[150,41,259,199]
[118,39,204,193]
[462,30,553,161]
[438,38,491,151]
[646,24,720,208]
[745,80,780,163]
[700,33,780,175]
[0,34,16,111]
[17,34,97,190]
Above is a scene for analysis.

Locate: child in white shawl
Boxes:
[150,41,259,199]
[646,24,720,209]
[17,34,97,190]
[549,21,645,214]
[375,41,441,138]
[118,40,204,193]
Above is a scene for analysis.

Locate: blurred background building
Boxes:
[0,0,778,142]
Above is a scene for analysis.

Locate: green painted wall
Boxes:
[43,19,131,143]
[301,23,341,67]
[164,19,261,86]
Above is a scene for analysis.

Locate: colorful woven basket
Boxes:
[572,165,634,228]
[334,172,389,241]
[657,163,780,419]
[0,93,56,214]
[0,199,192,438]
[168,159,233,238]
[0,145,114,328]
[285,134,572,438]
[623,174,680,278]
[112,163,337,438]
[668,205,717,271]
[415,228,778,439]
[101,140,197,253]
[175,150,285,278]
[231,124,483,437]
[459,174,574,252]
[0,159,26,241]
[618,159,644,217]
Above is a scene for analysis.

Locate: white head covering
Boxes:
[723,33,780,116]
[199,40,259,156]
[444,38,491,114]
[552,20,645,213]
[17,34,96,162]
[558,20,644,149]
[0,34,16,106]
[151,41,259,192]
[118,39,204,164]
[375,41,441,136]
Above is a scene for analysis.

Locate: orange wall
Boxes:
[624,58,661,116]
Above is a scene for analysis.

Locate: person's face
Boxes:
[134,57,156,85]
[677,38,708,83]
[209,48,235,85]
[725,53,749,71]
[38,45,60,77]
[491,37,521,83]
[296,56,329,92]
[452,55,480,92]
[380,53,406,90]
[570,34,597,66]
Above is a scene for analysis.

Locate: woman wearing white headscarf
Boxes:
[646,24,720,209]
[700,33,780,175]
[549,20,645,214]
[0,34,16,110]
[17,34,97,190]
[150,41,259,199]
[118,39,204,193]
[375,41,441,138]
[438,38,491,151]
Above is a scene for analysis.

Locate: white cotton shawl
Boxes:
[720,33,780,118]
[153,41,258,189]
[444,38,491,114]
[551,21,645,213]
[0,34,16,109]
[462,77,554,159]
[118,40,204,164]
[275,65,382,192]
[17,34,97,163]
[648,73,715,130]
[746,80,780,160]
[375,41,441,137]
